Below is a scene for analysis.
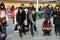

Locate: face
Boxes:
[19,9,23,13]
[56,7,59,10]
[1,6,4,9]
[48,4,51,8]
[30,4,33,7]
[32,10,36,14]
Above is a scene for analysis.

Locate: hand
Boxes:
[17,25,22,30]
[54,15,57,17]
[24,20,27,25]
[1,34,5,37]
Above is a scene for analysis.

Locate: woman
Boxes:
[10,5,15,24]
[16,7,26,38]
[14,7,18,32]
[0,2,8,40]
[53,4,60,35]
[42,20,52,36]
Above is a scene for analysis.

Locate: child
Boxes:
[42,20,52,36]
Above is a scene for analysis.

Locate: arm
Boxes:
[29,13,35,25]
[52,11,57,17]
[16,13,19,25]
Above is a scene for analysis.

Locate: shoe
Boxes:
[19,34,23,38]
[14,31,18,33]
[35,31,39,33]
[31,34,34,37]
[24,33,26,35]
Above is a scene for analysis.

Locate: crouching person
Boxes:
[42,20,52,36]
[16,7,26,38]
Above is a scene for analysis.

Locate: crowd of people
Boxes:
[0,2,60,40]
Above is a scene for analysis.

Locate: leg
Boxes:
[14,24,18,31]
[58,25,60,34]
[19,29,23,38]
[43,29,48,36]
[19,25,23,38]
[34,25,37,32]
[22,24,26,35]
[2,22,7,35]
[30,22,34,37]
[47,30,51,35]
[13,18,14,24]
[55,25,58,35]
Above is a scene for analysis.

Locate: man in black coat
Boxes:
[16,7,26,38]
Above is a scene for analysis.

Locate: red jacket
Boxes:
[42,21,51,28]
[10,10,15,18]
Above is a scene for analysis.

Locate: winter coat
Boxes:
[10,10,15,18]
[16,11,26,25]
[53,11,60,24]
[0,10,8,24]
[44,6,52,19]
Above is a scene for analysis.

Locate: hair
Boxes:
[18,7,23,13]
[0,2,6,10]
[21,3,25,6]
[11,5,14,10]
[30,3,33,4]
[31,8,36,11]
[58,3,60,10]
[55,4,59,11]
[46,4,50,7]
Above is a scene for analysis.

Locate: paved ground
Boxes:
[5,16,60,40]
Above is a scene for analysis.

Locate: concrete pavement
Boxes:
[6,16,60,40]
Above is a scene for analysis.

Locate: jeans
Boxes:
[55,24,60,34]
[19,24,26,37]
[14,24,18,31]
[30,22,34,36]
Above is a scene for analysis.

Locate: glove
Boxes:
[17,25,22,30]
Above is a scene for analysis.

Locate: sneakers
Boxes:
[14,31,18,33]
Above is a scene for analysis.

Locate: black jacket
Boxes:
[16,11,26,25]
[32,14,36,22]
[53,11,60,24]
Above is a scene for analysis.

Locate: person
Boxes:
[39,6,42,11]
[44,4,52,20]
[0,2,8,40]
[10,5,15,24]
[42,20,52,36]
[6,6,11,15]
[21,3,25,10]
[14,7,18,32]
[21,3,25,7]
[16,7,26,38]
[53,4,60,35]
[24,7,29,32]
[29,8,38,37]
[29,3,34,11]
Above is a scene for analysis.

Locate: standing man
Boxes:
[29,8,37,37]
[44,4,52,20]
